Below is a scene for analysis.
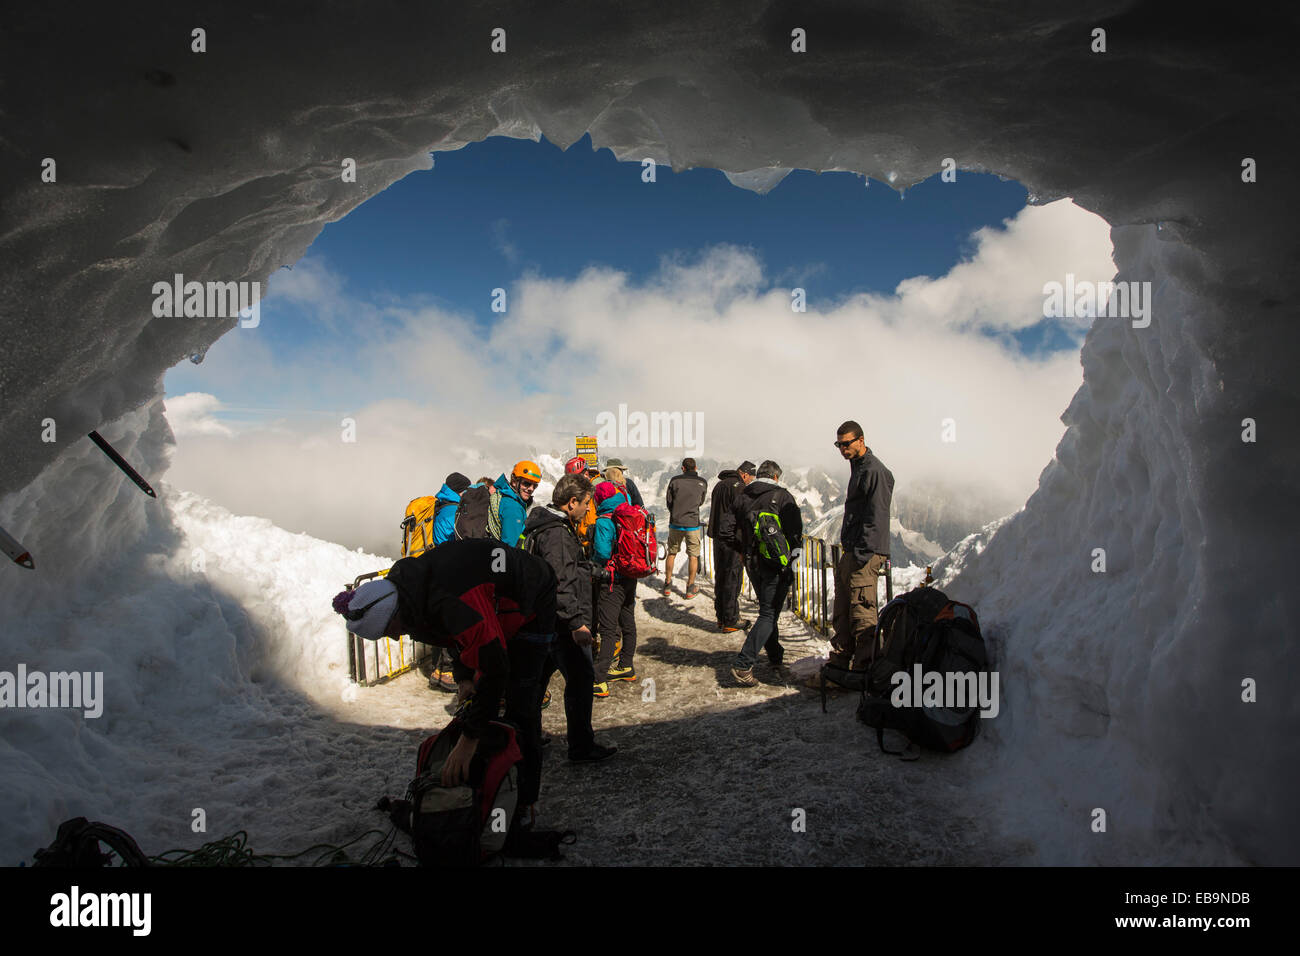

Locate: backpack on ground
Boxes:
[454,484,503,541]
[753,509,792,570]
[608,503,657,580]
[401,495,440,558]
[854,586,988,756]
[385,718,521,866]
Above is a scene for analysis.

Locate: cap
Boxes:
[593,481,621,503]
[605,458,625,469]
[738,460,757,475]
[444,472,471,494]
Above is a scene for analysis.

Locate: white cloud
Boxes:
[163,199,1114,555]
[164,393,235,438]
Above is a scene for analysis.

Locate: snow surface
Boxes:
[1,2,1297,864]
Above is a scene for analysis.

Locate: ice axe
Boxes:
[88,430,156,498]
[1,524,34,569]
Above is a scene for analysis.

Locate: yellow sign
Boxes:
[575,435,598,467]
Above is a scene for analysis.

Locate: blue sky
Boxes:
[167,132,1079,403]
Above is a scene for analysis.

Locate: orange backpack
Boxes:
[401,496,439,557]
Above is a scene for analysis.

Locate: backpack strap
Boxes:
[487,487,504,541]
[877,726,920,761]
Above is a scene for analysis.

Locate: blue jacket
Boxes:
[494,474,531,547]
[431,482,462,545]
[592,490,629,565]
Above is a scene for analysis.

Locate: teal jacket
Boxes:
[592,490,629,565]
[494,474,531,547]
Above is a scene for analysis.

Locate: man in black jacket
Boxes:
[828,420,895,675]
[523,474,617,762]
[663,458,709,598]
[707,460,754,631]
[335,539,557,823]
[728,460,803,686]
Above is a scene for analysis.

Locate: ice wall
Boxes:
[1,2,1297,862]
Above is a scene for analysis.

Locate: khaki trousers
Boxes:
[829,551,887,670]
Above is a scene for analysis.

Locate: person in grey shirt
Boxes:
[663,458,709,598]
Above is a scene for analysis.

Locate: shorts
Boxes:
[667,527,702,557]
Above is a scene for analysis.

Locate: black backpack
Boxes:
[853,586,989,756]
[454,484,502,540]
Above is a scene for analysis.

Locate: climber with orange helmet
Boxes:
[495,460,543,547]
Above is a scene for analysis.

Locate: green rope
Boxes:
[147,827,399,867]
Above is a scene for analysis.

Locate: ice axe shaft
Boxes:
[88,430,156,498]
[1,524,34,569]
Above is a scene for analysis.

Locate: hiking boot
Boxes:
[592,682,610,698]
[661,586,672,597]
[568,742,618,762]
[730,666,759,687]
[685,587,700,599]
[541,689,552,709]
[766,650,785,668]
[608,665,637,682]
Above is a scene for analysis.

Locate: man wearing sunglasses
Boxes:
[495,460,542,547]
[827,421,895,678]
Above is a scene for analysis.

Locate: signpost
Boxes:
[576,435,598,469]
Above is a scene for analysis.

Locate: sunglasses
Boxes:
[517,479,539,489]
[833,437,861,449]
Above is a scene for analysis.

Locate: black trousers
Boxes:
[594,576,637,680]
[712,540,744,626]
[542,624,597,755]
[503,636,553,809]
[734,561,790,669]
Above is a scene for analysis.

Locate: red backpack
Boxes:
[607,503,658,580]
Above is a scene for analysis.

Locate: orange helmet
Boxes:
[512,460,542,483]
